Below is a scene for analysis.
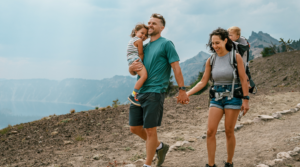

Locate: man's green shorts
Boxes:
[129,92,165,129]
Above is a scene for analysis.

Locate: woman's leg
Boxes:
[207,107,224,166]
[224,109,240,164]
[134,66,148,90]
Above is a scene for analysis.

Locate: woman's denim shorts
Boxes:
[209,84,242,110]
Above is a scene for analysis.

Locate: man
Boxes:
[128,13,189,167]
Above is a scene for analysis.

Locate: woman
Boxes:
[186,28,250,167]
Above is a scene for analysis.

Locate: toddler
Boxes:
[127,23,148,106]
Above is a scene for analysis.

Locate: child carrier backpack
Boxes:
[208,43,257,101]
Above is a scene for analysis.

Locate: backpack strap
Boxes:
[209,54,217,85]
[229,46,238,100]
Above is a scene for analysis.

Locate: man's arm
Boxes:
[170,61,189,104]
[129,59,143,76]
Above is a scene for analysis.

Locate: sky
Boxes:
[0,0,300,80]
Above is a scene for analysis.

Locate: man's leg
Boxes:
[130,126,147,140]
[144,127,160,165]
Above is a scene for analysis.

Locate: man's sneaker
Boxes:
[206,164,217,167]
[224,161,233,167]
[156,143,169,166]
[128,94,141,106]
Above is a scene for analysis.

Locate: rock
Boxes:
[93,154,104,160]
[234,124,243,131]
[295,107,299,112]
[264,160,275,166]
[297,103,300,108]
[201,135,207,139]
[288,151,298,156]
[293,147,300,153]
[256,164,269,167]
[188,138,197,142]
[253,117,262,123]
[64,141,73,145]
[51,131,58,136]
[274,159,283,163]
[133,159,144,166]
[272,113,282,119]
[240,120,253,125]
[258,115,274,120]
[124,164,136,167]
[277,152,292,159]
[11,131,18,134]
[169,141,189,152]
[290,108,297,113]
[278,110,292,115]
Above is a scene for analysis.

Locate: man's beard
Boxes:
[149,29,159,36]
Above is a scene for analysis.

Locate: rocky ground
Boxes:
[0,51,300,167]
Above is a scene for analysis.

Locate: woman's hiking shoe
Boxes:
[224,161,233,167]
[128,94,141,106]
[206,164,217,167]
[156,142,169,166]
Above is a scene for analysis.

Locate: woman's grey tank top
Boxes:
[211,52,239,85]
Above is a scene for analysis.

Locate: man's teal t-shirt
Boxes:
[138,37,180,93]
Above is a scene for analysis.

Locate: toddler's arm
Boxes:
[134,39,144,61]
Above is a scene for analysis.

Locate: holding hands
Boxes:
[176,90,189,105]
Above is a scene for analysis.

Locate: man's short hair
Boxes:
[151,13,166,27]
[228,26,241,36]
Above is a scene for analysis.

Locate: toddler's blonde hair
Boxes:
[228,26,241,36]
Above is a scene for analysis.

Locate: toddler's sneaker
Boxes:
[128,94,141,106]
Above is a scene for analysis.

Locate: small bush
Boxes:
[0,125,12,135]
[61,118,73,123]
[95,106,99,110]
[124,147,131,151]
[75,135,84,141]
[112,99,120,108]
[106,105,111,109]
[175,137,184,141]
[17,124,24,130]
[70,109,75,114]
[187,146,195,151]
[130,153,146,161]
[177,146,186,151]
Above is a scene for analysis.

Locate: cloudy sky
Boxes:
[0,0,299,80]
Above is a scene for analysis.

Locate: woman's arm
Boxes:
[236,53,249,115]
[134,39,144,61]
[186,58,211,96]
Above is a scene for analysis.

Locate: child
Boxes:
[127,23,149,106]
[228,26,249,63]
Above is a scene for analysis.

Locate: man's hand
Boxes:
[176,90,189,104]
[129,59,143,75]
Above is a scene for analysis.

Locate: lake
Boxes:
[0,101,94,129]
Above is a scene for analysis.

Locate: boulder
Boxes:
[288,151,298,156]
[256,164,269,167]
[272,113,282,119]
[258,115,274,120]
[264,160,275,167]
[293,147,300,153]
[133,159,144,166]
[93,154,104,160]
[234,124,243,131]
[278,110,292,115]
[290,108,297,113]
[11,131,18,134]
[297,103,300,108]
[51,131,58,136]
[277,152,292,159]
[294,107,299,112]
[63,141,73,145]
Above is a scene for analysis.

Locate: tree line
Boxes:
[261,38,300,57]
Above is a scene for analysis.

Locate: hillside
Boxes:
[0,51,300,167]
[248,31,280,60]
[171,51,210,85]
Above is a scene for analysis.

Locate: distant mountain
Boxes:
[0,76,136,107]
[172,51,211,85]
[248,31,280,60]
